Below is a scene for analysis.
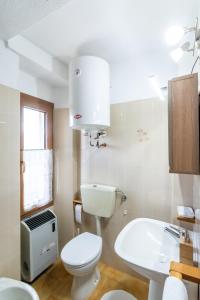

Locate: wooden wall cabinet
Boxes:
[168,73,199,174]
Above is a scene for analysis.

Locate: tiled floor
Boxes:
[32,261,149,300]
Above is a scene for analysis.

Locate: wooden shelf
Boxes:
[170,261,200,284]
[177,216,195,224]
[73,199,82,205]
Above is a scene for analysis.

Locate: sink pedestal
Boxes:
[148,280,164,300]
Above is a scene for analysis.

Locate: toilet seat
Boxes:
[61,232,102,268]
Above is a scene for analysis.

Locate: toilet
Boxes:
[101,290,137,300]
[61,232,102,300]
[101,277,189,300]
[61,184,117,300]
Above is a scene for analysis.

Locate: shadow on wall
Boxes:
[178,175,194,206]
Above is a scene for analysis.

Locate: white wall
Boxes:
[19,70,52,101]
[51,87,68,108]
[0,46,19,89]
[110,50,178,103]
[199,1,200,19]
[0,45,56,103]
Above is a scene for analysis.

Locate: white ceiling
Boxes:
[21,0,199,63]
[0,0,71,40]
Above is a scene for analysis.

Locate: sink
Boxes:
[115,218,180,300]
[0,278,39,300]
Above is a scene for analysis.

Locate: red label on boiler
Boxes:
[74,114,82,119]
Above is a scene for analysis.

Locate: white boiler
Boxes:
[69,56,110,131]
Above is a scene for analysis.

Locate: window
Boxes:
[24,108,45,150]
[20,93,54,217]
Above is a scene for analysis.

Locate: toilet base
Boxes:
[71,267,100,300]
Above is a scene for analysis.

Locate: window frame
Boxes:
[20,93,54,218]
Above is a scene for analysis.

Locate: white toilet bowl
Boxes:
[101,290,137,300]
[61,232,102,300]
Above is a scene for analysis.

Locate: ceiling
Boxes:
[21,0,199,63]
[0,0,71,40]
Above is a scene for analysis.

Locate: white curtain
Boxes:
[23,150,53,212]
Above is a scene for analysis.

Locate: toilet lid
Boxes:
[61,232,102,267]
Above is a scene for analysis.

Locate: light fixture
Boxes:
[148,75,165,101]
[166,18,200,64]
[170,41,191,62]
[170,48,183,62]
[165,25,185,46]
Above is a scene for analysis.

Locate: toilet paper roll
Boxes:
[75,204,82,224]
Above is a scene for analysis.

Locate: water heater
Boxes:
[69,56,110,131]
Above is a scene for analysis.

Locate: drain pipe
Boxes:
[95,216,101,236]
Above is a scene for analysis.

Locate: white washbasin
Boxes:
[115,218,180,300]
[0,278,39,300]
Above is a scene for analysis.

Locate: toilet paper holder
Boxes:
[116,189,127,202]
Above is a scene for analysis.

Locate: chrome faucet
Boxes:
[164,225,180,238]
[181,228,190,243]
[164,225,189,241]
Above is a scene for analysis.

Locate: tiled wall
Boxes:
[79,98,198,272]
[0,84,20,279]
[53,109,75,250]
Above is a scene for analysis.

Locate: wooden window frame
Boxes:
[20,93,54,218]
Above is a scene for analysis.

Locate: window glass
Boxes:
[24,108,45,150]
[23,149,53,212]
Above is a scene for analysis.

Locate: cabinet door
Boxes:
[168,73,199,174]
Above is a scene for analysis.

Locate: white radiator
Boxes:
[21,209,58,282]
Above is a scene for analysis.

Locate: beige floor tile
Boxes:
[32,261,148,300]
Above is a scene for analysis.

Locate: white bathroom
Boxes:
[0,0,200,300]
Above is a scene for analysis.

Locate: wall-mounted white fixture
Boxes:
[148,75,165,101]
[69,56,110,131]
[116,189,127,202]
[81,184,117,236]
[69,56,110,148]
[166,18,200,63]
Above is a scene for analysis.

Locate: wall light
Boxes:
[166,18,200,63]
[149,75,165,101]
[170,42,191,62]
